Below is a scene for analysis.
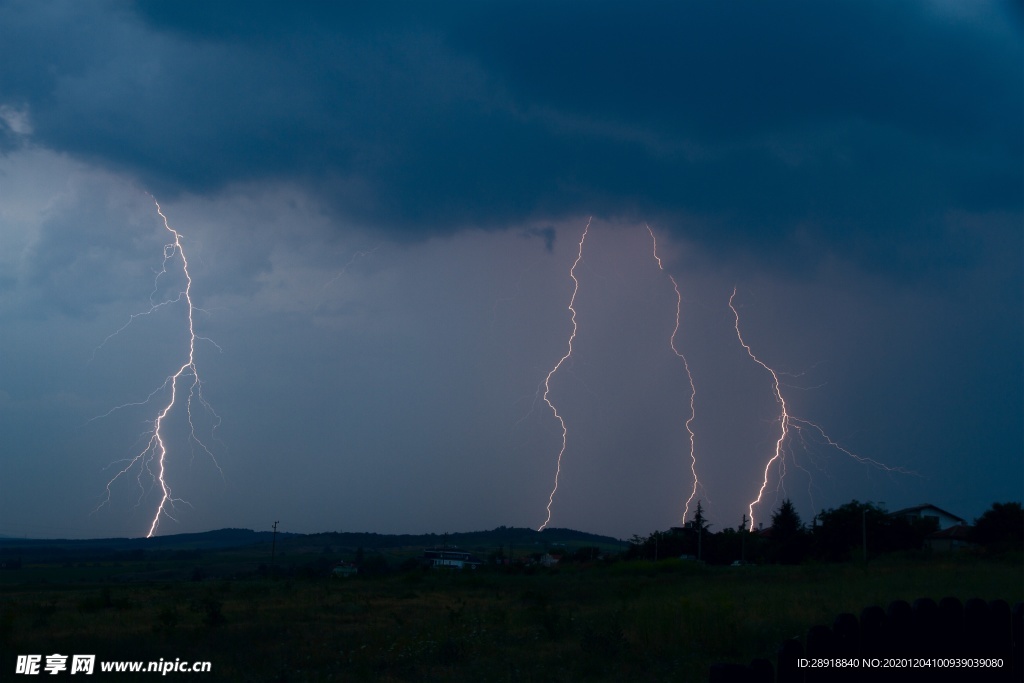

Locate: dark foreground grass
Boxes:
[1,554,1020,681]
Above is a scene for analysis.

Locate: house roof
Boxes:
[887,504,965,524]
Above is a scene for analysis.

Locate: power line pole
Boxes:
[862,508,868,566]
[741,513,748,565]
[271,520,280,573]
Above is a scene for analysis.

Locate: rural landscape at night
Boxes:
[1,0,1021,680]
[1,501,1022,681]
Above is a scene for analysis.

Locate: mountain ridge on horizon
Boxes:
[0,525,627,550]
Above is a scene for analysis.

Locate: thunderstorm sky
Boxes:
[0,1,1021,539]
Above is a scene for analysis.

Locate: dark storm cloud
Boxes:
[0,0,1020,269]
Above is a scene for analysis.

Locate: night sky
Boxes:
[1,1,1020,539]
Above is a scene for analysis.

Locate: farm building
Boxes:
[331,561,358,577]
[422,549,483,570]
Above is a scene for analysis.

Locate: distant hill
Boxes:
[299,526,626,551]
[0,526,625,554]
[0,528,286,554]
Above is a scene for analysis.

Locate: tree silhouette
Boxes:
[771,499,802,538]
[688,500,710,533]
[970,502,1024,553]
[686,501,710,560]
[770,498,807,564]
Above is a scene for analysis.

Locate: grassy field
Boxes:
[1,553,1020,681]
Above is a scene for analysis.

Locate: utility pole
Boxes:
[698,524,703,562]
[271,520,280,573]
[741,513,748,565]
[862,509,867,565]
[694,500,705,562]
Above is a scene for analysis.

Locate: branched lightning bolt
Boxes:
[95,198,220,538]
[729,287,914,528]
[790,417,916,475]
[728,287,789,529]
[537,218,591,531]
[647,226,701,523]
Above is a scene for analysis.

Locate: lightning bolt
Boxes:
[729,287,913,528]
[94,198,220,538]
[646,226,701,523]
[537,218,590,531]
[728,287,789,529]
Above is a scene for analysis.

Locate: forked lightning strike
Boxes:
[538,219,590,531]
[728,288,789,529]
[647,226,701,523]
[95,199,220,537]
[729,287,912,528]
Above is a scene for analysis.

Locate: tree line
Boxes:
[623,500,1023,565]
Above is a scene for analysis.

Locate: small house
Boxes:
[888,504,966,531]
[538,553,559,568]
